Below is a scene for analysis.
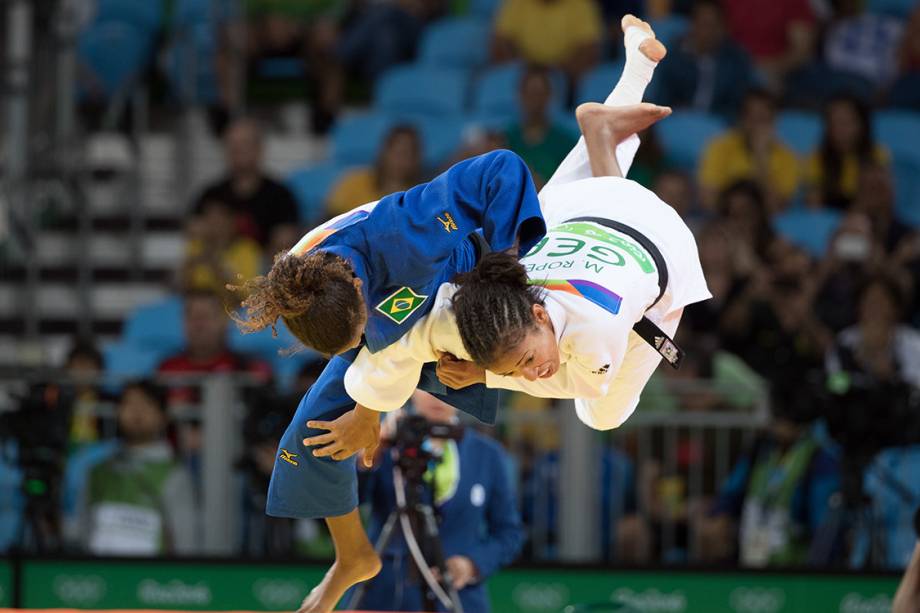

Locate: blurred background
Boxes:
[1,0,919,610]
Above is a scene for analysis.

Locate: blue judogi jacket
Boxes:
[312,149,545,422]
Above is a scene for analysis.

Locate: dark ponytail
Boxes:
[452,251,544,367]
[231,250,364,355]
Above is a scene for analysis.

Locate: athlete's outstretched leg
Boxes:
[575,102,671,178]
[545,14,667,188]
[297,509,382,613]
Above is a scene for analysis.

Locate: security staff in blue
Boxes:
[235,149,545,612]
[355,391,524,612]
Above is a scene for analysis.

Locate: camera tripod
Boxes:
[347,447,464,612]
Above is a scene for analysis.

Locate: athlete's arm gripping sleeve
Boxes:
[360,150,546,288]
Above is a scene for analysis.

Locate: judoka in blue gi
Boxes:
[235,149,545,612]
[353,392,523,613]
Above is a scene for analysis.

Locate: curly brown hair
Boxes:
[232,250,366,356]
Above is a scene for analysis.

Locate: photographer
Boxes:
[356,392,524,612]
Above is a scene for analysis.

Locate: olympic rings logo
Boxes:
[252,579,308,608]
[52,575,107,605]
[729,587,785,613]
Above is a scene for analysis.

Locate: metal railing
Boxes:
[0,371,771,564]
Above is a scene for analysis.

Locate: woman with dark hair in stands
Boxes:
[805,95,888,209]
[324,124,423,217]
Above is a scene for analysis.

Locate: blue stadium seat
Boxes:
[103,341,162,381]
[163,22,220,105]
[92,0,163,32]
[78,22,154,98]
[655,111,727,169]
[285,161,351,225]
[374,64,470,117]
[777,111,822,158]
[469,0,501,18]
[331,112,397,166]
[226,319,297,364]
[172,0,236,27]
[875,111,920,164]
[419,17,490,69]
[411,115,467,169]
[649,15,689,48]
[866,0,916,17]
[122,295,186,361]
[472,63,566,119]
[773,208,843,258]
[576,60,625,105]
[892,158,920,228]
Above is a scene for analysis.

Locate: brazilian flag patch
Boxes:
[375,287,428,324]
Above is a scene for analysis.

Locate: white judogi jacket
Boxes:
[344,132,711,430]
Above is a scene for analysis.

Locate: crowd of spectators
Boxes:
[3,0,919,571]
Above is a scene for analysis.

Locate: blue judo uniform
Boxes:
[356,429,524,612]
[267,150,545,519]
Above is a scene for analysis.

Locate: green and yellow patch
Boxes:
[375,287,428,324]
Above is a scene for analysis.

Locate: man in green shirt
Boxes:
[504,66,578,187]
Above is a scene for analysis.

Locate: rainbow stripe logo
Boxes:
[290,210,371,255]
[536,278,623,316]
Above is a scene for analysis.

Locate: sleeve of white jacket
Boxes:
[344,344,426,412]
[575,309,683,430]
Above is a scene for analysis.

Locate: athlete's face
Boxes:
[487,304,560,381]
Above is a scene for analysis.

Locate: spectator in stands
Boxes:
[338,0,445,83]
[655,0,754,119]
[805,96,889,210]
[182,195,263,294]
[717,181,775,274]
[222,0,345,133]
[826,276,920,387]
[357,392,524,612]
[492,0,602,84]
[721,236,831,380]
[895,233,920,329]
[813,212,890,333]
[722,0,816,92]
[77,380,199,556]
[696,413,840,567]
[65,337,106,445]
[850,161,912,255]
[626,127,668,188]
[824,0,905,90]
[325,124,423,217]
[652,169,701,228]
[889,6,920,107]
[158,290,272,390]
[448,126,507,168]
[503,66,577,187]
[698,89,800,211]
[194,117,300,249]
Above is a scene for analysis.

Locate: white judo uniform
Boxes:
[343,27,712,430]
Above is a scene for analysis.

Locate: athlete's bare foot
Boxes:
[296,551,382,613]
[622,14,667,62]
[576,102,672,146]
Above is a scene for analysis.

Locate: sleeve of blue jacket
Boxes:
[462,444,525,580]
[357,149,545,289]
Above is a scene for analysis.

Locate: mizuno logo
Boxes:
[437,212,458,233]
[279,449,299,466]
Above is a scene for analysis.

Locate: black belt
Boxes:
[564,217,685,369]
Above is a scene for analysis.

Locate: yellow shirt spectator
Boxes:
[185,237,262,292]
[326,169,384,217]
[494,0,602,67]
[804,145,889,207]
[699,130,800,203]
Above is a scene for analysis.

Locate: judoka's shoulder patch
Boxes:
[376,287,428,324]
